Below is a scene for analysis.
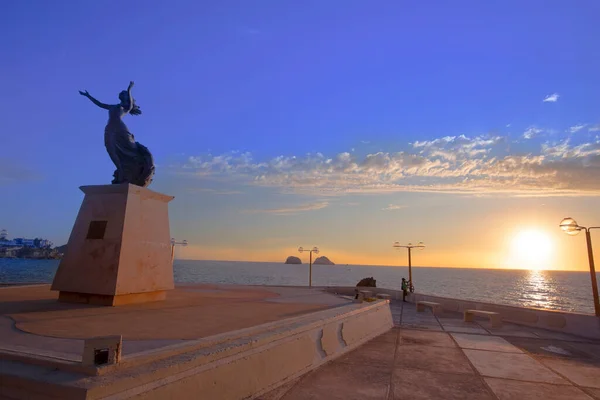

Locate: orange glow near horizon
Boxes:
[163,188,600,272]
[172,207,596,272]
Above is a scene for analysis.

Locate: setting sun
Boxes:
[510,230,553,270]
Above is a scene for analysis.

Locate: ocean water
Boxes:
[1,258,598,315]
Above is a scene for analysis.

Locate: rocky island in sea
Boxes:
[284,256,302,264]
[313,256,335,265]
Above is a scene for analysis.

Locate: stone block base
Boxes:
[51,184,175,307]
[58,290,167,306]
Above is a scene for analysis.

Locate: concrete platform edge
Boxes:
[0,299,393,400]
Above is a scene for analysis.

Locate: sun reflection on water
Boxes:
[519,269,562,310]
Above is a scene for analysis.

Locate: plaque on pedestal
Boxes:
[51,184,175,306]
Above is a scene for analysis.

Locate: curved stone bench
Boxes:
[464,309,502,328]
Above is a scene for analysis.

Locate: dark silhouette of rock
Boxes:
[285,256,302,264]
[356,277,376,287]
[355,277,377,299]
[313,256,335,265]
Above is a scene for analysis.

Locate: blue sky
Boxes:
[2,1,600,269]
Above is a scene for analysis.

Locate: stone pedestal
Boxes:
[51,184,175,306]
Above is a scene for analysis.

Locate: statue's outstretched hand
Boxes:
[128,81,134,89]
[79,90,89,97]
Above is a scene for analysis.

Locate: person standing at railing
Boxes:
[401,278,409,302]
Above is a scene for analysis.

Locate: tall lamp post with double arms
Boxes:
[393,241,425,292]
[298,246,319,287]
[559,218,600,317]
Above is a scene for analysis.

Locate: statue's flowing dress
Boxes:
[104,105,155,187]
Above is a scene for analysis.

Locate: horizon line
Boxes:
[173,258,588,273]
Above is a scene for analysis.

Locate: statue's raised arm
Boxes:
[124,81,135,114]
[79,90,111,110]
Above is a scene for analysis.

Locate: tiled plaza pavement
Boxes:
[259,300,600,400]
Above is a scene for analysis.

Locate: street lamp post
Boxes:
[298,246,319,287]
[559,217,600,317]
[393,241,425,292]
[171,238,188,263]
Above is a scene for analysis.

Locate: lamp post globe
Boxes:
[559,217,581,236]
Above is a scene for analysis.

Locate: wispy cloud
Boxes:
[569,124,587,134]
[543,93,560,103]
[589,124,600,132]
[523,127,543,140]
[382,204,407,211]
[413,135,504,161]
[179,131,600,196]
[244,202,329,215]
[190,188,242,195]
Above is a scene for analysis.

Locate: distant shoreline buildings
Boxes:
[0,229,60,259]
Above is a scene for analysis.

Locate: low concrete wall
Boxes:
[411,292,600,340]
[0,298,393,400]
[323,286,403,301]
[322,286,600,340]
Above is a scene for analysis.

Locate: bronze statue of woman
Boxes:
[79,81,155,187]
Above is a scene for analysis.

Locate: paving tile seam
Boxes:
[398,303,500,398]
[455,347,524,354]
[464,350,584,388]
[276,359,337,400]
[441,324,491,335]
[449,331,512,339]
[446,327,502,400]
[392,365,502,400]
[397,344,457,349]
[397,302,404,326]
[334,359,393,369]
[479,373,577,387]
[396,327,445,334]
[389,363,477,377]
[582,389,600,400]
[524,352,600,392]
[393,304,600,398]
[387,302,403,400]
[385,328,401,400]
[529,336,597,344]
